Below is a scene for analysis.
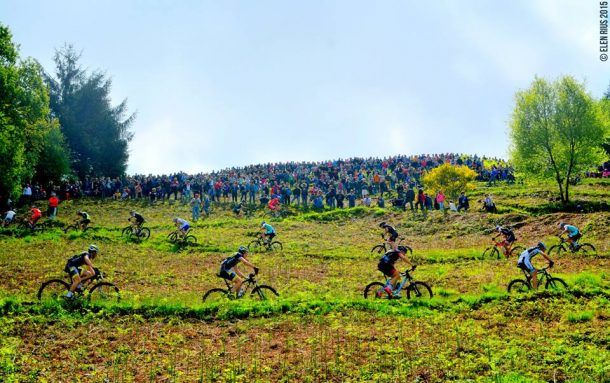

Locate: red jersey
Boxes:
[49,196,59,208]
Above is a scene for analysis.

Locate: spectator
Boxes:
[458,192,470,212]
[48,192,59,219]
[191,193,202,221]
[405,186,415,211]
[435,190,445,213]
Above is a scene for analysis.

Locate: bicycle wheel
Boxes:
[121,226,132,237]
[88,282,120,303]
[547,244,565,257]
[507,279,530,293]
[509,245,525,257]
[406,281,433,300]
[63,224,78,233]
[270,241,283,251]
[371,244,386,255]
[481,246,495,259]
[251,285,279,301]
[167,232,178,243]
[577,243,596,256]
[137,228,151,240]
[203,288,231,303]
[248,240,261,253]
[37,279,70,301]
[363,282,388,299]
[184,235,197,245]
[545,277,567,291]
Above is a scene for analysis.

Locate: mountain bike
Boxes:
[481,238,525,259]
[203,272,279,302]
[167,228,197,245]
[16,218,50,233]
[370,236,412,255]
[37,268,120,303]
[547,236,596,257]
[363,266,433,300]
[248,234,283,252]
[63,219,91,233]
[507,266,567,293]
[121,224,151,240]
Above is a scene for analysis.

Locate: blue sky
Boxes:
[1,0,606,174]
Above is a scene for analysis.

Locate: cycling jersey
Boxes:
[517,247,542,273]
[132,213,145,224]
[79,212,90,220]
[262,223,275,234]
[219,252,244,280]
[175,218,189,230]
[64,252,91,276]
[385,225,398,241]
[499,227,516,242]
[379,249,401,265]
[564,225,580,238]
[31,208,42,219]
[4,210,16,221]
[378,250,401,277]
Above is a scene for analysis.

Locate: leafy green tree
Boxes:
[0,24,62,198]
[422,163,477,201]
[45,45,135,179]
[34,123,71,186]
[510,76,608,204]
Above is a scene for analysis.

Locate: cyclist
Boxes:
[76,210,91,230]
[559,222,582,250]
[218,246,259,297]
[2,208,16,227]
[268,194,281,214]
[260,221,276,245]
[517,242,554,289]
[29,205,43,228]
[172,217,190,239]
[377,245,413,297]
[379,222,399,251]
[64,244,99,298]
[129,210,145,232]
[493,225,516,257]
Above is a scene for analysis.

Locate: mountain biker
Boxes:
[260,221,276,244]
[173,217,190,238]
[559,222,582,249]
[76,210,91,230]
[377,245,413,297]
[379,222,399,251]
[493,225,516,257]
[218,246,259,297]
[30,205,42,228]
[2,208,16,227]
[517,242,553,289]
[129,211,145,231]
[64,244,99,298]
[268,194,281,213]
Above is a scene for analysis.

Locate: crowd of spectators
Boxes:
[10,153,514,212]
[585,161,610,178]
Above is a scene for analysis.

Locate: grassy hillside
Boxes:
[1,180,609,382]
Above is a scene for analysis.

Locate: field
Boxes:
[1,179,610,382]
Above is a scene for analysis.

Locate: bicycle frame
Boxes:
[520,267,551,288]
[221,274,258,294]
[383,269,413,294]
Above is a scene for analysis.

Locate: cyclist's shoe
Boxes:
[392,292,402,299]
[237,288,245,298]
[383,286,393,297]
[75,284,84,293]
[573,243,581,251]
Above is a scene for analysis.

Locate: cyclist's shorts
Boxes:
[389,233,398,242]
[180,224,190,231]
[64,264,81,277]
[80,219,91,225]
[568,232,582,241]
[377,261,397,278]
[505,234,516,243]
[517,254,534,273]
[219,268,236,281]
[266,233,276,240]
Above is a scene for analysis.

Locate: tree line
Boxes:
[0,23,134,201]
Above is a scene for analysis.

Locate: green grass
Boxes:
[1,180,610,381]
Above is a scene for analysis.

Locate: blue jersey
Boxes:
[262,223,275,234]
[564,225,579,237]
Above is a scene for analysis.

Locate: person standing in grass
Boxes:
[47,192,59,219]
[218,246,259,298]
[435,190,446,214]
[190,193,202,221]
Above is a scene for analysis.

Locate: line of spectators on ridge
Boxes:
[10,153,514,211]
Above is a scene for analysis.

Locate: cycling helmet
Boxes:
[495,225,501,231]
[173,217,179,222]
[559,222,566,228]
[88,244,99,253]
[397,245,408,253]
[378,222,387,228]
[537,242,547,251]
[130,210,135,216]
[238,246,248,254]
[261,221,266,227]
